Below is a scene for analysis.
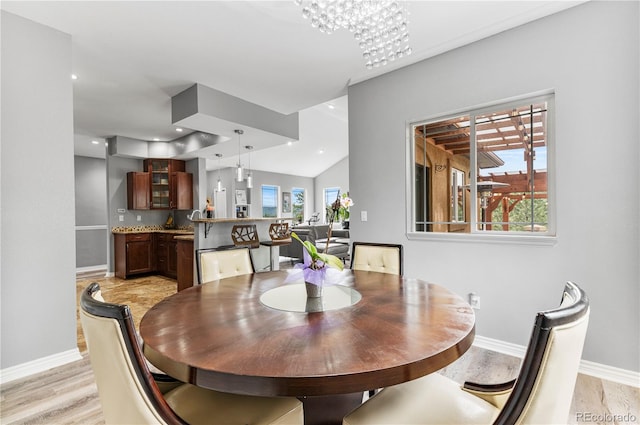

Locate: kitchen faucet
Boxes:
[188,210,202,220]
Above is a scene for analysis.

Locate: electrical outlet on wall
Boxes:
[137,215,142,222]
[468,293,480,309]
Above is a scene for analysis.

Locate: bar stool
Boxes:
[218,224,266,270]
[260,222,291,271]
[230,224,260,249]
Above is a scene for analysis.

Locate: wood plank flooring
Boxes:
[1,270,638,424]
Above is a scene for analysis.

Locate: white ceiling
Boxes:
[2,1,583,177]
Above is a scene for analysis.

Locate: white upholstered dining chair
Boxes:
[196,247,254,284]
[350,242,403,276]
[80,282,303,425]
[343,281,589,425]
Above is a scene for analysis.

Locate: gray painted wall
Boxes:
[1,12,77,368]
[347,1,639,371]
[75,156,107,269]
[206,168,316,221]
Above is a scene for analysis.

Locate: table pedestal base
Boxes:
[297,392,363,425]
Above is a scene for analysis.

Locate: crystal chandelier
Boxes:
[294,0,412,69]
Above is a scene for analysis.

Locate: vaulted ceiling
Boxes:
[1,1,584,177]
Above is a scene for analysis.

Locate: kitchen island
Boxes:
[190,217,280,238]
[189,217,287,274]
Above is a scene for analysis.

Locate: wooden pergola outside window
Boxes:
[413,98,550,233]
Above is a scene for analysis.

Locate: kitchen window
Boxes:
[262,185,279,218]
[409,93,555,241]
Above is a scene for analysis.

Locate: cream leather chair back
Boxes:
[197,247,254,284]
[80,284,171,425]
[497,282,589,424]
[81,283,304,425]
[351,242,403,276]
[343,281,589,425]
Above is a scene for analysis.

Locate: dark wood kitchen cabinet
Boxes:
[127,172,151,210]
[143,159,193,210]
[115,232,189,281]
[127,159,193,210]
[155,233,177,279]
[171,171,193,211]
[114,233,154,279]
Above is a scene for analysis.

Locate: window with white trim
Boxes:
[292,188,305,224]
[262,185,279,218]
[324,187,340,223]
[411,94,554,236]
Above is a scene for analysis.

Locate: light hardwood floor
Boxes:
[1,271,638,424]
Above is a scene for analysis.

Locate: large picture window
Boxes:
[324,187,340,223]
[292,188,305,224]
[411,94,554,237]
[262,185,279,218]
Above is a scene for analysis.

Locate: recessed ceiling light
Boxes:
[327,104,335,109]
[175,128,183,132]
[287,141,293,146]
[71,74,78,80]
[153,137,160,141]
[319,149,325,154]
[91,140,100,145]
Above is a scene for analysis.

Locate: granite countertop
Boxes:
[190,217,280,223]
[174,234,194,241]
[111,225,194,235]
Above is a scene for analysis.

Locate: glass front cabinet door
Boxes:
[142,159,193,210]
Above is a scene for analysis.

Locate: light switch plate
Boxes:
[361,211,368,221]
[119,215,124,222]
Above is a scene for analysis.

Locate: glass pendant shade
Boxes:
[235,129,244,183]
[236,164,243,182]
[215,153,223,191]
[244,145,254,188]
[246,173,253,189]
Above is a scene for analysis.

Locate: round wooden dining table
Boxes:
[140,269,475,425]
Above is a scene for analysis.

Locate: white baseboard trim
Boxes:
[76,265,107,274]
[473,335,527,358]
[578,360,640,388]
[473,335,640,388]
[0,349,83,384]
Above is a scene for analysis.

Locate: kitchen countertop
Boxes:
[190,217,280,224]
[111,225,194,235]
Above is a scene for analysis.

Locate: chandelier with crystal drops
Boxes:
[294,0,412,69]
